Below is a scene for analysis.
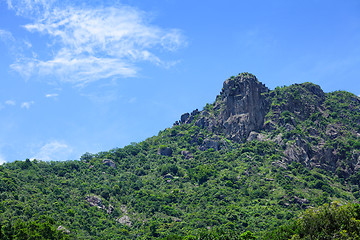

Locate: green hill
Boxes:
[1,73,359,239]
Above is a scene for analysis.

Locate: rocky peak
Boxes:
[216,73,269,122]
[175,73,270,142]
[213,73,270,141]
[220,73,267,99]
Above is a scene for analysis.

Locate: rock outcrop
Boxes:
[86,195,105,209]
[176,73,269,142]
[116,215,132,227]
[102,159,116,168]
[181,150,193,159]
[198,136,228,151]
[57,225,70,234]
[215,73,269,141]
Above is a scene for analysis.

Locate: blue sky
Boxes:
[0,0,359,163]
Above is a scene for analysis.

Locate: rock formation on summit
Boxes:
[213,73,269,141]
[178,73,269,142]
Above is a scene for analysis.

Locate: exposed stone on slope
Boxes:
[120,205,128,214]
[86,195,105,209]
[199,136,228,151]
[57,225,70,234]
[107,204,114,214]
[164,173,174,179]
[292,196,309,206]
[326,124,343,139]
[284,138,310,166]
[181,150,193,159]
[247,131,267,141]
[175,109,200,126]
[171,217,182,222]
[102,159,116,168]
[309,144,337,171]
[180,113,190,124]
[117,215,132,227]
[272,160,287,169]
[354,154,360,171]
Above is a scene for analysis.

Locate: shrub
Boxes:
[266,203,360,239]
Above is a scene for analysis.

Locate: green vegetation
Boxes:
[0,75,359,239]
[0,216,69,239]
[266,203,360,239]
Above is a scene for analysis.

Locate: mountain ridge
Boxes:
[0,72,360,239]
[175,73,360,177]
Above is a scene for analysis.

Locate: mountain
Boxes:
[178,73,360,177]
[0,73,359,239]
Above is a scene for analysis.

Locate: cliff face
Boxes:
[176,73,269,142]
[213,73,269,141]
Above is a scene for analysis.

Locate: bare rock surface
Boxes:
[57,225,70,234]
[117,215,132,227]
[86,195,105,209]
[102,159,116,168]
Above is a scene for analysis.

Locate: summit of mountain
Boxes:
[176,73,269,142]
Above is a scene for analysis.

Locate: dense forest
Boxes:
[0,73,359,239]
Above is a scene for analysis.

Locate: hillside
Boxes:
[0,73,359,239]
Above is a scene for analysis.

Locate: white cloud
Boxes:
[0,29,21,58]
[5,100,16,106]
[7,0,55,18]
[23,40,32,48]
[0,154,6,165]
[8,1,186,86]
[0,29,15,42]
[33,140,73,161]
[45,93,59,98]
[21,101,34,109]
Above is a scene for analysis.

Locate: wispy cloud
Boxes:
[7,0,56,18]
[21,101,34,109]
[33,140,73,161]
[80,90,119,103]
[0,155,6,165]
[7,0,186,86]
[0,29,21,57]
[129,97,137,104]
[23,40,32,48]
[0,29,15,42]
[45,93,59,98]
[5,100,16,106]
